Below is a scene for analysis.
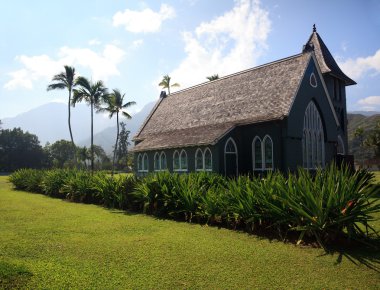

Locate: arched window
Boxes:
[337,135,345,155]
[302,101,325,169]
[204,148,212,171]
[137,153,142,171]
[252,136,262,170]
[173,150,188,172]
[252,135,273,171]
[160,152,167,170]
[195,148,213,171]
[195,148,203,171]
[263,135,273,170]
[173,150,180,171]
[154,152,160,171]
[180,150,188,171]
[142,153,148,172]
[224,137,238,176]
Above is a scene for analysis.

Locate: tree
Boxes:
[115,122,131,170]
[206,74,219,81]
[73,77,108,172]
[158,74,180,95]
[0,128,47,171]
[364,121,380,158]
[0,119,2,129]
[47,66,77,155]
[48,140,76,168]
[100,89,135,175]
[77,146,91,169]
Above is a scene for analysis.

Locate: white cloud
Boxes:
[113,4,175,33]
[338,49,380,80]
[357,96,380,111]
[132,39,144,49]
[4,44,126,90]
[88,39,101,46]
[164,0,271,91]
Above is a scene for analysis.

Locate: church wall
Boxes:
[286,57,340,170]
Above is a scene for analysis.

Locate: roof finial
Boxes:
[313,24,316,32]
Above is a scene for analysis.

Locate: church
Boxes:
[132,26,355,176]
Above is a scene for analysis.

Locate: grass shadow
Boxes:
[318,238,380,272]
[0,261,33,289]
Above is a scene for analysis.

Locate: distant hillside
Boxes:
[78,101,155,154]
[347,113,380,161]
[1,102,114,145]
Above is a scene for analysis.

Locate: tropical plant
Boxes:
[158,74,180,95]
[72,77,108,172]
[115,122,131,170]
[47,66,77,156]
[99,89,136,175]
[206,74,219,81]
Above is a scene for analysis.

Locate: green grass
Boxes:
[373,171,380,183]
[0,176,379,289]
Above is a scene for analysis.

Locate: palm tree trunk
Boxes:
[68,90,76,165]
[91,101,94,173]
[112,112,120,176]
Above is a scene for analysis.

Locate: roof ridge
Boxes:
[168,52,306,97]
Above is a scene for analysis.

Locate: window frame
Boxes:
[224,137,238,176]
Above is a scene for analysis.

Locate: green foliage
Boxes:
[9,169,44,193]
[9,165,380,247]
[0,128,48,171]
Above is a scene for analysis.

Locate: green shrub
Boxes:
[9,169,44,193]
[8,164,380,247]
[40,169,74,198]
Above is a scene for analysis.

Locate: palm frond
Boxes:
[171,83,180,87]
[122,111,132,119]
[47,83,66,91]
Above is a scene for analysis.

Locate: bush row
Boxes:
[9,165,380,247]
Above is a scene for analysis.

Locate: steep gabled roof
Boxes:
[132,53,311,152]
[304,28,356,85]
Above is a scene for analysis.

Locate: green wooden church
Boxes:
[132,26,355,176]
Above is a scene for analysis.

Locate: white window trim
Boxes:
[337,135,345,155]
[252,136,263,171]
[224,137,238,176]
[195,148,204,172]
[263,135,274,171]
[160,152,167,171]
[302,101,325,169]
[310,72,317,88]
[204,147,213,172]
[252,135,274,171]
[173,149,188,172]
[138,153,149,173]
[154,152,160,172]
[137,153,142,172]
[195,147,213,172]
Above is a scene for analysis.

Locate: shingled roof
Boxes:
[304,26,356,85]
[132,52,311,152]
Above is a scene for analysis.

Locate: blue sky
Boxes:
[1,0,380,119]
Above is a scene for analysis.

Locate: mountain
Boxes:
[348,111,380,117]
[78,101,155,154]
[1,100,155,154]
[347,113,380,161]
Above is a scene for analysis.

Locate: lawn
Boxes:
[374,171,380,183]
[0,176,379,289]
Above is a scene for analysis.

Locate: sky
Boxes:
[1,0,380,119]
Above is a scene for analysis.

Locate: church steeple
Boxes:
[303,25,356,86]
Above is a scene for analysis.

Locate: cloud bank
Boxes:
[167,0,271,91]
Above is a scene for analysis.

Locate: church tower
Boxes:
[303,25,356,155]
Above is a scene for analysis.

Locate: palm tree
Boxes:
[158,74,180,95]
[206,74,219,81]
[100,89,136,175]
[72,77,108,172]
[47,66,76,154]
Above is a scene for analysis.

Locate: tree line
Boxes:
[0,126,131,172]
